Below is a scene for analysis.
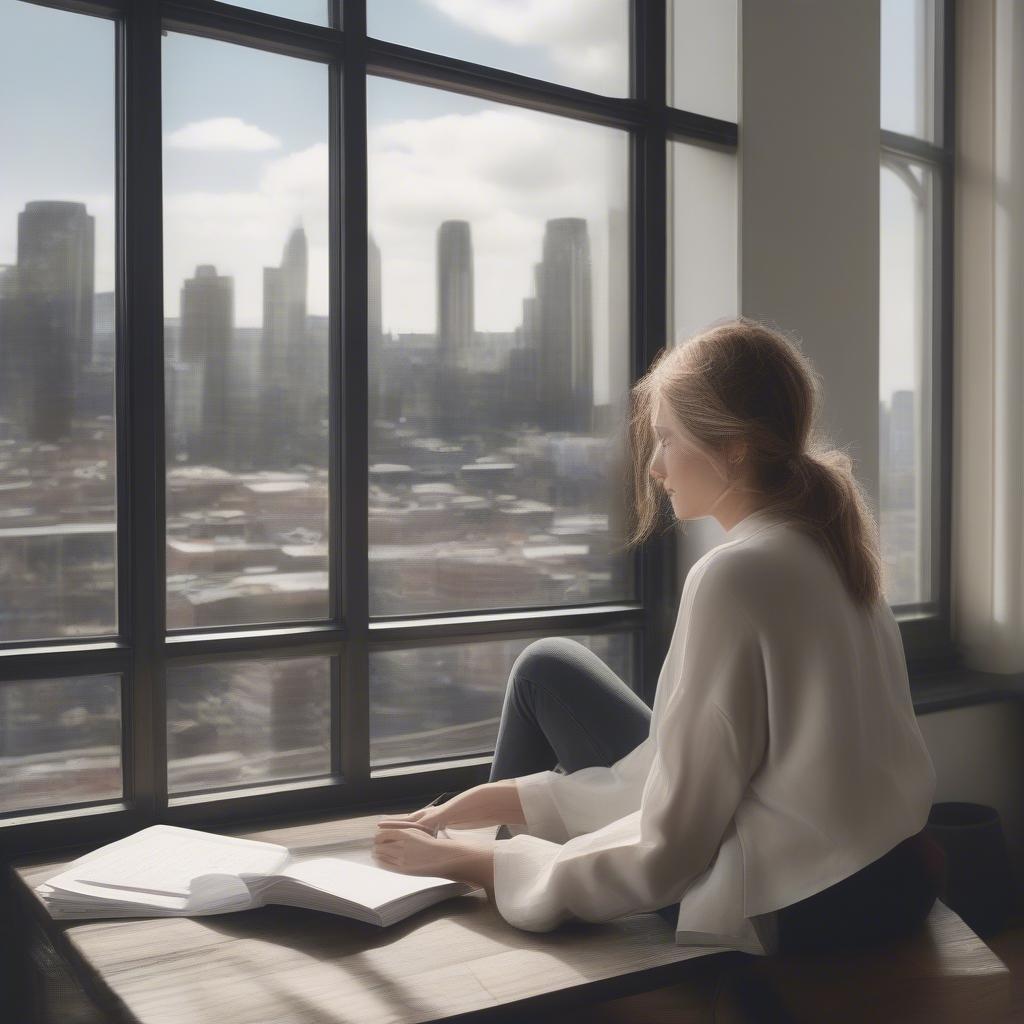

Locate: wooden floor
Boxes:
[527,905,1024,1024]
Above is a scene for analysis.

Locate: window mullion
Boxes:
[632,0,675,709]
[935,0,956,659]
[340,0,370,786]
[124,0,167,819]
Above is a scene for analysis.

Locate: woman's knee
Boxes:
[509,637,591,696]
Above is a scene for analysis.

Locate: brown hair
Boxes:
[623,316,884,607]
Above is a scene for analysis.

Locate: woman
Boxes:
[373,317,947,955]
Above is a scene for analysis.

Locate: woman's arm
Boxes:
[372,824,498,896]
[440,779,526,829]
[378,779,526,834]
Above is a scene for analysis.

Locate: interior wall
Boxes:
[676,0,882,578]
[739,0,881,509]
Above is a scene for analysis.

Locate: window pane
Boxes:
[367,0,629,97]
[668,0,738,122]
[167,656,331,793]
[0,675,121,814]
[879,157,935,606]
[881,0,939,142]
[222,0,330,24]
[162,34,331,631]
[669,141,738,343]
[0,3,117,643]
[370,632,635,768]
[367,79,633,617]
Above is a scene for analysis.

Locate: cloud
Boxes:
[425,0,626,92]
[163,143,328,324]
[160,101,630,405]
[166,117,281,152]
[364,99,630,403]
[367,104,628,338]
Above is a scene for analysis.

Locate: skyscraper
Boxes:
[261,226,308,465]
[0,264,17,434]
[436,220,474,371]
[436,220,474,436]
[180,264,233,465]
[368,232,382,344]
[7,201,95,441]
[537,217,593,433]
[368,233,390,423]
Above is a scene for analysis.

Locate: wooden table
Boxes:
[11,808,743,1024]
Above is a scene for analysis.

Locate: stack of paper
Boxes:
[35,824,481,926]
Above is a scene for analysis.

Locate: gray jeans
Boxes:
[487,636,680,925]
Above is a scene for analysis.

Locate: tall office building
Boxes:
[6,201,95,441]
[261,226,309,465]
[180,264,234,466]
[367,233,389,423]
[537,217,594,433]
[435,220,474,436]
[436,220,474,371]
[0,264,17,434]
[605,205,629,420]
[368,232,382,345]
[887,390,916,477]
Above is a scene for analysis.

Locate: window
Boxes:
[667,140,738,344]
[667,0,737,122]
[0,2,118,645]
[366,78,632,617]
[0,0,736,852]
[666,1,738,352]
[367,0,631,97]
[879,0,953,635]
[227,1,330,25]
[162,31,331,631]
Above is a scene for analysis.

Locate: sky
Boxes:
[0,0,928,405]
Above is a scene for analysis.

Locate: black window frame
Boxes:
[0,0,738,858]
[880,0,957,673]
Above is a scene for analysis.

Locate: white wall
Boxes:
[740,0,880,509]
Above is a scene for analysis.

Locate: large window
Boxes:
[366,78,632,617]
[0,3,118,645]
[162,31,331,630]
[1,0,733,851]
[879,0,953,630]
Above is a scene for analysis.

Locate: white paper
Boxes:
[41,825,289,899]
[276,851,464,910]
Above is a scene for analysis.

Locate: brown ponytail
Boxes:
[622,317,884,608]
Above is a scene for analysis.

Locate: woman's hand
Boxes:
[375,803,447,838]
[376,780,525,837]
[373,823,496,894]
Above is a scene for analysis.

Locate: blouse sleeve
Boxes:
[511,732,657,844]
[492,558,769,932]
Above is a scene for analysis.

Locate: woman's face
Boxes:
[648,398,728,520]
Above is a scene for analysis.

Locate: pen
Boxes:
[422,791,458,839]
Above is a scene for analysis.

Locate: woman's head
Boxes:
[625,316,884,607]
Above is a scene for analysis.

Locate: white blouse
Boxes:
[491,509,937,955]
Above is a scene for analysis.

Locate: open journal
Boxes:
[35,824,481,926]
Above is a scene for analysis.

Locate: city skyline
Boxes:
[0,188,931,802]
[2,0,929,404]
